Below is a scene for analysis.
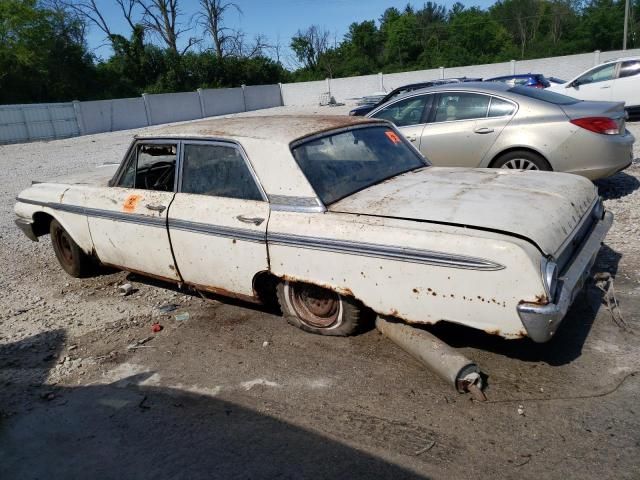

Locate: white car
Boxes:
[14,116,612,343]
[548,57,640,117]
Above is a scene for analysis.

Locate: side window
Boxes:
[619,61,640,79]
[181,143,263,201]
[117,142,177,191]
[488,97,516,117]
[577,63,616,85]
[372,96,428,127]
[434,93,490,122]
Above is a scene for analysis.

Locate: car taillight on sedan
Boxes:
[570,117,620,135]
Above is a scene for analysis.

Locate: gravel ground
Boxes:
[1,109,639,479]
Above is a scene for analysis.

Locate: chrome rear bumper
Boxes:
[517,210,613,343]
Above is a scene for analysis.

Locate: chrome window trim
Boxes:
[112,138,180,189]
[177,138,268,202]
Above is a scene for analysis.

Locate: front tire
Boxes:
[492,150,551,171]
[276,281,366,336]
[50,219,93,277]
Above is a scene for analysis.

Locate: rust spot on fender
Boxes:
[280,274,354,298]
[533,293,549,304]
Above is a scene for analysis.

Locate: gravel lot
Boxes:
[1,107,639,479]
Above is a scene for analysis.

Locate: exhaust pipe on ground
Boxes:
[375,316,486,401]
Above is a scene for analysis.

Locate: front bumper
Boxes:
[15,217,38,242]
[517,210,613,343]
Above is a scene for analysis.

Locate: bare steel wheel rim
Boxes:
[501,158,539,170]
[55,229,74,267]
[289,283,341,328]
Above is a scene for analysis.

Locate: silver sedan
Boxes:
[366,82,634,179]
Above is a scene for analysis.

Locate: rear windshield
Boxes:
[509,85,579,105]
[291,125,427,205]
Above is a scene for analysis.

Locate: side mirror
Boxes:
[567,80,578,88]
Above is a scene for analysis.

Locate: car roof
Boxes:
[137,115,383,144]
[602,56,640,64]
[406,81,512,96]
[489,73,543,79]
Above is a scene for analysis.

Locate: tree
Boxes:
[136,0,197,54]
[290,25,330,70]
[61,0,139,48]
[197,0,241,57]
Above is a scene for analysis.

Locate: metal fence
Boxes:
[0,84,284,145]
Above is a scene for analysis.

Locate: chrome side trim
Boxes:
[16,198,165,228]
[268,194,326,213]
[16,198,265,242]
[517,210,613,343]
[169,218,265,243]
[268,232,505,271]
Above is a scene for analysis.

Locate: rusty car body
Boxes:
[14,116,612,342]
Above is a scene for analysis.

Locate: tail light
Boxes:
[533,83,545,88]
[570,117,620,135]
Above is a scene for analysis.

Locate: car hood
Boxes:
[329,167,597,255]
[36,163,119,187]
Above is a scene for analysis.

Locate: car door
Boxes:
[84,140,180,280]
[612,60,640,107]
[565,63,617,101]
[369,94,432,149]
[167,141,269,297]
[419,92,512,167]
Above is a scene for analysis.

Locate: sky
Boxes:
[86,0,496,67]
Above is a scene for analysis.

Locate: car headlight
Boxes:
[542,258,559,302]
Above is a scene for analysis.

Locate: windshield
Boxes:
[291,125,427,205]
[509,85,579,105]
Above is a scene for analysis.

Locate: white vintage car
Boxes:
[15,116,612,343]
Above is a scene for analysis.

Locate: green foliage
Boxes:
[1,0,638,103]
[292,0,639,81]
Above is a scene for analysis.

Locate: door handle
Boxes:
[145,204,166,213]
[236,215,265,226]
[474,127,494,134]
[405,134,418,142]
[600,85,611,89]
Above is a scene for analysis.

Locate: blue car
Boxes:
[485,73,551,89]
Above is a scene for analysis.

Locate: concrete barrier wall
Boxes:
[330,74,381,101]
[144,91,203,125]
[244,84,282,111]
[199,87,245,116]
[281,48,640,105]
[0,103,79,144]
[280,79,328,105]
[79,97,148,134]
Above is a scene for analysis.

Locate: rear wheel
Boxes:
[492,150,551,171]
[50,220,93,277]
[276,280,366,336]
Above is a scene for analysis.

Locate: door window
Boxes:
[577,63,616,85]
[118,143,177,191]
[181,143,263,201]
[619,61,640,78]
[433,93,490,122]
[372,96,428,127]
[488,97,516,117]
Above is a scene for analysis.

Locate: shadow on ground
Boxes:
[427,244,622,367]
[595,171,640,200]
[0,331,427,480]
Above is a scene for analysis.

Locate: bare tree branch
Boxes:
[197,0,242,57]
[61,0,113,39]
[136,0,193,54]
